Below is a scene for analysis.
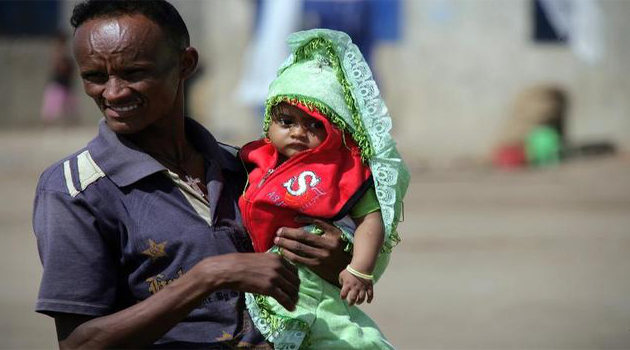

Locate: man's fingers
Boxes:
[275,223,351,286]
[274,273,300,303]
[277,247,317,267]
[265,265,299,309]
[271,286,297,311]
[294,217,341,237]
[275,235,321,259]
[279,257,301,286]
[277,227,324,248]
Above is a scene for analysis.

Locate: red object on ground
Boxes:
[493,144,527,169]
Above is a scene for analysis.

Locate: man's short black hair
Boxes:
[70,0,190,51]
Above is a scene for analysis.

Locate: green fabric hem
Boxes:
[245,292,311,349]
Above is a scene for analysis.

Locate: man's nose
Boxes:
[102,77,131,102]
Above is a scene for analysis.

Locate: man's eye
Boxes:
[82,73,107,83]
[123,69,146,80]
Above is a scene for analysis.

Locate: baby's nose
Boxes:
[290,124,308,137]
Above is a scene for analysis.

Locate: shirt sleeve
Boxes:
[33,188,119,317]
[349,186,380,219]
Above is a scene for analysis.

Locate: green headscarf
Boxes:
[263,29,409,251]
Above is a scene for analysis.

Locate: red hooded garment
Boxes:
[238,103,372,253]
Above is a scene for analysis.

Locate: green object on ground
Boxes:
[526,126,561,166]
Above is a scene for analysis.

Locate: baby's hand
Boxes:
[339,268,374,306]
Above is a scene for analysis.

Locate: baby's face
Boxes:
[268,103,328,163]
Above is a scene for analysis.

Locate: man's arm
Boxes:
[53,253,298,349]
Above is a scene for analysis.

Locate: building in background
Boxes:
[0,0,628,169]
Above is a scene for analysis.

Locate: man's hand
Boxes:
[273,216,351,286]
[198,253,300,311]
[339,268,374,306]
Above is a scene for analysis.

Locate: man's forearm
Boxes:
[57,252,299,349]
[58,256,224,349]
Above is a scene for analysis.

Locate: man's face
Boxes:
[73,14,182,134]
[267,103,328,163]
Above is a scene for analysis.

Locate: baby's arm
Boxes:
[339,210,384,305]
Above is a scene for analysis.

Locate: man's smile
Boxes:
[103,101,143,118]
[108,104,139,112]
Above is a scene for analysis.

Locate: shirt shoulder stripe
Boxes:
[62,150,105,196]
[63,160,80,197]
[77,150,106,191]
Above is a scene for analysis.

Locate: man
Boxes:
[33,1,349,348]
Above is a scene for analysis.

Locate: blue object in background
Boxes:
[302,0,401,65]
[370,0,401,42]
[0,0,60,36]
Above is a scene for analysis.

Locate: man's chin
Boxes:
[105,118,141,135]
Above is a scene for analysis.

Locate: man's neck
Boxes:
[125,114,190,159]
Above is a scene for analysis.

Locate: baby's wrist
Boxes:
[345,265,374,281]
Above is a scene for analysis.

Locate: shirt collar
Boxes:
[87,118,239,187]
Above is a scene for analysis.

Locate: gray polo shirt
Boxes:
[33,118,266,348]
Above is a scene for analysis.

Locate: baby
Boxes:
[238,29,409,349]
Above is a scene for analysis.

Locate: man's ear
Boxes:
[180,47,199,80]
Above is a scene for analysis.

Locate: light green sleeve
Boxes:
[349,186,380,219]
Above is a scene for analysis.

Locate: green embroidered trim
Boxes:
[264,94,348,139]
[385,225,401,253]
[338,231,354,253]
[268,37,374,161]
[309,225,324,235]
[251,293,311,347]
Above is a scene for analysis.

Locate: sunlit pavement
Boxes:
[2,126,629,349]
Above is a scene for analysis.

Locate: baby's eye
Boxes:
[307,121,325,131]
[276,116,294,127]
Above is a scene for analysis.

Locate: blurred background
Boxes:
[1,0,629,348]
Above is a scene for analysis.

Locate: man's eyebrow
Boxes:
[129,61,157,68]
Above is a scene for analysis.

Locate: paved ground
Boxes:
[1,126,629,349]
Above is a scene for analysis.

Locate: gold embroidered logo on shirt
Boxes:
[146,269,184,294]
[141,239,168,262]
